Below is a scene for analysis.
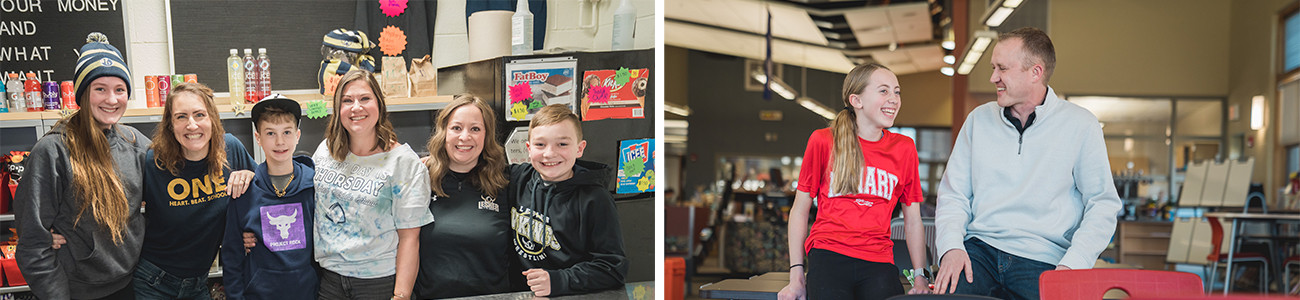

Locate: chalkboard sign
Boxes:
[1,0,127,82]
[170,1,355,92]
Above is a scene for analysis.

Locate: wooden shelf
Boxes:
[1116,221,1173,270]
[0,91,452,128]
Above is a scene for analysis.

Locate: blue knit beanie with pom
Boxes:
[74,32,132,104]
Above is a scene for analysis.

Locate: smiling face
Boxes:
[337,80,380,137]
[849,68,901,130]
[527,121,586,182]
[989,37,1039,108]
[255,119,301,164]
[169,92,213,161]
[84,76,130,129]
[444,105,487,173]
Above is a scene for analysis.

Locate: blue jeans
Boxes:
[318,268,396,300]
[133,259,212,300]
[954,238,1055,300]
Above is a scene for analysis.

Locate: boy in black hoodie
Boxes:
[222,96,318,299]
[509,104,628,297]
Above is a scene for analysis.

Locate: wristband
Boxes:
[789,263,805,270]
[913,268,929,281]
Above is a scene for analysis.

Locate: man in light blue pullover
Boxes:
[932,27,1122,300]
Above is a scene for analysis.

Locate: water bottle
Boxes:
[227,49,244,105]
[25,72,42,112]
[0,74,7,113]
[611,0,636,50]
[511,0,533,55]
[243,48,257,103]
[6,73,23,112]
[257,48,271,102]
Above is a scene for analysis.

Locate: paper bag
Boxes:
[381,56,410,98]
[409,54,438,97]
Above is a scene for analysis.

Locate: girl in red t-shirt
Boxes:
[778,63,931,300]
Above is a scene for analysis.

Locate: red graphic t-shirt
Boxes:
[797,128,923,264]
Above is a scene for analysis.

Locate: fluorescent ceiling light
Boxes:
[940,67,954,76]
[797,97,837,120]
[664,119,689,129]
[1002,0,1024,8]
[664,102,692,117]
[942,40,955,50]
[985,7,1015,27]
[957,30,998,75]
[943,55,955,64]
[752,72,797,100]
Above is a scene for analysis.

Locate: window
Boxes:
[1069,96,1226,205]
[889,127,953,204]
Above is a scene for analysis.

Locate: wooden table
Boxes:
[1204,212,1300,294]
[699,278,787,300]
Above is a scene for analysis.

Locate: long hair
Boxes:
[829,63,889,196]
[150,83,228,178]
[426,93,507,198]
[53,89,138,244]
[325,69,397,161]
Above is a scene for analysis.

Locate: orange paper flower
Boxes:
[378,26,408,56]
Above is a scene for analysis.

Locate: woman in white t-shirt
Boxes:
[313,69,435,300]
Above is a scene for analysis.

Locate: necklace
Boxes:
[274,173,295,197]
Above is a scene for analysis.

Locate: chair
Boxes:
[1039,269,1203,300]
[889,217,937,271]
[1206,215,1270,294]
[1284,255,1300,295]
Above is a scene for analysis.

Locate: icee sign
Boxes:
[616,138,654,194]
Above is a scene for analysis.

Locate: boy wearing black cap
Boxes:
[222,95,318,299]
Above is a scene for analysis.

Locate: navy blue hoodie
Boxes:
[222,155,317,300]
[507,160,627,296]
[140,133,255,277]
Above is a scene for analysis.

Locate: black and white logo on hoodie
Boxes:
[512,206,561,261]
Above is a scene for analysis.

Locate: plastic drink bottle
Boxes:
[257,48,271,101]
[0,74,7,113]
[244,48,257,103]
[511,0,533,55]
[6,73,24,112]
[25,72,42,112]
[227,49,244,105]
[612,0,636,50]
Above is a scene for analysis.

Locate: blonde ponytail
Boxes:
[828,63,889,196]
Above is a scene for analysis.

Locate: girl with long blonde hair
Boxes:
[14,33,151,300]
[778,63,931,300]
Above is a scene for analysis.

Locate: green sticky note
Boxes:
[624,157,645,176]
[306,100,329,119]
[615,67,631,86]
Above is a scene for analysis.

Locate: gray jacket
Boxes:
[14,123,149,300]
